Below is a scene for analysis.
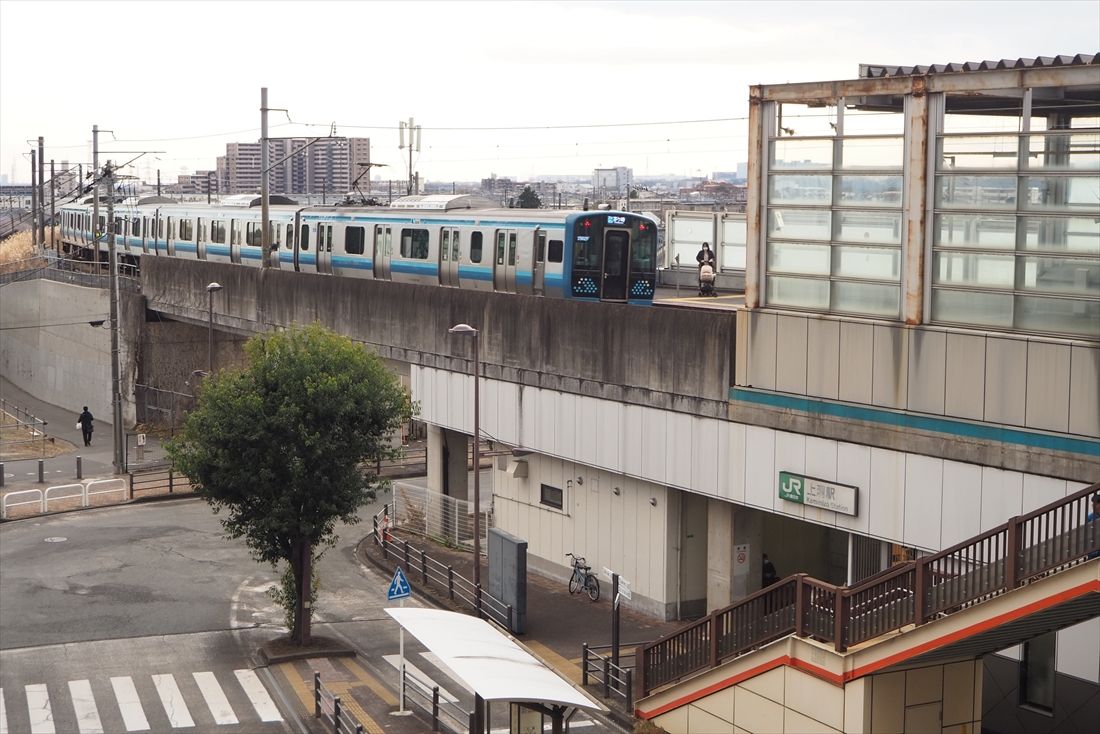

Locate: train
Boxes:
[58,194,658,304]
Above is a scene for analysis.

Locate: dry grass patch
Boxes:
[0,229,53,273]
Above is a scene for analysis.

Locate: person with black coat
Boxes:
[77,406,94,447]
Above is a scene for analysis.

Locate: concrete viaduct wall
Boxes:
[141,258,737,418]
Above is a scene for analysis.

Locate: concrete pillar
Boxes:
[427,424,444,494]
[443,428,470,501]
[706,499,734,613]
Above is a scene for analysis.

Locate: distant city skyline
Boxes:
[3,1,1098,185]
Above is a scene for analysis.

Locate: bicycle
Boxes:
[566,552,600,601]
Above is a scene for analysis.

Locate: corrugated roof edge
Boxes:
[859,53,1100,78]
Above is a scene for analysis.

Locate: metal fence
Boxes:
[135,384,196,432]
[313,672,368,734]
[0,398,50,457]
[1,477,127,519]
[387,480,493,550]
[399,667,470,733]
[582,643,636,711]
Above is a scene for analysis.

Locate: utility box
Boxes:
[488,527,528,634]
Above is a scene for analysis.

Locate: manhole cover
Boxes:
[43,537,67,543]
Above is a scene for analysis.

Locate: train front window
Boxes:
[631,225,656,271]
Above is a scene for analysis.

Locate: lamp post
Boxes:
[206,282,223,374]
[448,323,480,588]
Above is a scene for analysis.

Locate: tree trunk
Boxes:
[288,536,312,645]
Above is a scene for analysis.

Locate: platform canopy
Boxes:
[385,607,606,711]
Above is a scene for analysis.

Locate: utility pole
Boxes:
[30,149,37,248]
[92,125,100,267]
[105,161,124,474]
[156,169,161,197]
[50,159,56,255]
[398,117,420,196]
[37,137,45,245]
[260,86,272,269]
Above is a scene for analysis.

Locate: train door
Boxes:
[230,219,241,264]
[439,227,460,287]
[533,228,546,295]
[317,223,333,274]
[196,217,207,260]
[601,227,630,301]
[373,224,392,280]
[166,216,177,257]
[492,229,518,292]
[292,213,302,271]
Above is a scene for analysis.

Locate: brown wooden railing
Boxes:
[637,482,1099,700]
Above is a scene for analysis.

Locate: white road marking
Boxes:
[233,669,282,722]
[151,674,194,728]
[67,680,104,734]
[0,686,7,734]
[24,684,54,734]
[192,672,237,725]
[383,654,458,702]
[109,676,149,731]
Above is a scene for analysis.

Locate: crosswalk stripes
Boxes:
[0,669,283,732]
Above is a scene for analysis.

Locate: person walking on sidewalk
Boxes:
[77,406,94,447]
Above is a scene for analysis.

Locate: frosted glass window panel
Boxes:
[771,138,833,169]
[936,175,1018,210]
[839,137,904,169]
[935,213,1016,249]
[1021,176,1100,212]
[832,281,900,317]
[834,246,901,281]
[767,241,831,275]
[768,209,831,241]
[766,275,830,309]
[672,242,702,268]
[776,103,837,137]
[943,96,1022,134]
[1018,255,1099,296]
[938,135,1019,170]
[721,244,746,269]
[769,175,832,205]
[1027,131,1100,171]
[1021,215,1100,254]
[836,210,903,245]
[837,175,904,206]
[1069,115,1100,129]
[1014,294,1100,338]
[934,251,1015,288]
[932,288,1015,328]
[720,218,747,269]
[841,107,905,136]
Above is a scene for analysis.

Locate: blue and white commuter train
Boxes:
[58,194,658,303]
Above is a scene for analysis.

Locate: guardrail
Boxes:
[637,482,1100,700]
[313,671,367,734]
[373,503,515,633]
[128,466,193,499]
[399,667,470,733]
[1,477,128,518]
[582,642,636,711]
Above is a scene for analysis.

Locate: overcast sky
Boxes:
[2,0,1097,185]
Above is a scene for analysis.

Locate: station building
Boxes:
[415,55,1099,731]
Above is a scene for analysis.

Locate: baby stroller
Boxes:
[698,263,716,296]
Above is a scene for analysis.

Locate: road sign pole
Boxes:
[398,597,407,714]
[387,566,413,717]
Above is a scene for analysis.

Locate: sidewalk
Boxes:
[0,377,167,495]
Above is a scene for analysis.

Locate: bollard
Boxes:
[0,461,5,487]
[77,456,83,480]
[38,459,44,483]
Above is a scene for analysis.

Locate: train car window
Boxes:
[508,232,517,266]
[273,224,281,250]
[452,233,460,262]
[131,217,141,236]
[198,219,207,242]
[496,231,506,265]
[179,219,193,241]
[631,224,657,271]
[346,226,365,255]
[211,220,225,244]
[168,219,176,239]
[548,239,563,263]
[158,219,165,239]
[574,237,597,269]
[537,231,546,262]
[98,215,106,232]
[470,232,483,263]
[400,228,429,259]
[300,224,310,251]
[441,230,449,260]
[114,216,124,236]
[286,224,294,247]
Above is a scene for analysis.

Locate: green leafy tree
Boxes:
[167,323,412,644]
[516,185,542,209]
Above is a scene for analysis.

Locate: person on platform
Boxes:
[762,553,779,587]
[1088,494,1100,560]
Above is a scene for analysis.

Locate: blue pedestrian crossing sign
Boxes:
[387,567,411,601]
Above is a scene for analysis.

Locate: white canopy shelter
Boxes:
[385,607,606,715]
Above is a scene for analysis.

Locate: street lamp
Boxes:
[448,323,481,589]
[206,282,223,374]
